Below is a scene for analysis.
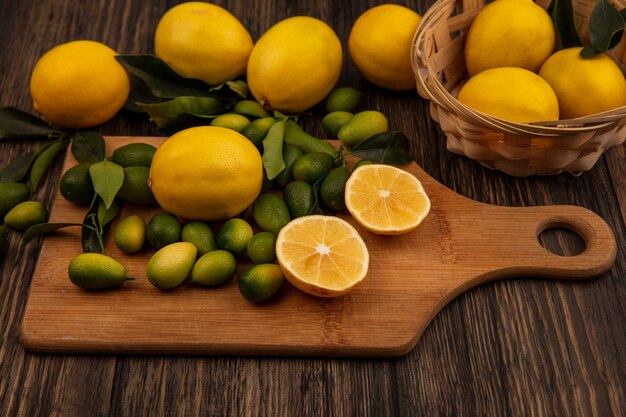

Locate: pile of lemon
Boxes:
[29,2,425,128]
[457,0,626,123]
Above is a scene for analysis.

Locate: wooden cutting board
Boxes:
[20,136,617,357]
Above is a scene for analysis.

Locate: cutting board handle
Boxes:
[479,204,617,280]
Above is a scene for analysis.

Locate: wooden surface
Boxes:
[1,0,625,415]
[20,136,618,357]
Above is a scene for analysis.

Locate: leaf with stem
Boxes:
[310,175,329,215]
[137,96,227,129]
[124,74,161,113]
[89,160,124,209]
[97,198,122,230]
[81,195,106,254]
[224,80,249,99]
[0,107,61,139]
[548,0,582,48]
[22,222,90,245]
[582,0,625,56]
[262,120,286,180]
[116,55,212,98]
[0,151,35,183]
[350,131,413,165]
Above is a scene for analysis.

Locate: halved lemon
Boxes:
[345,164,431,235]
[275,215,369,297]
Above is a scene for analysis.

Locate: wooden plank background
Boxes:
[0,0,625,416]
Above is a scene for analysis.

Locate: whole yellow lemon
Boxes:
[539,47,626,119]
[29,40,130,129]
[464,0,555,76]
[154,2,253,85]
[247,16,342,114]
[458,67,559,123]
[148,126,263,221]
[348,4,422,91]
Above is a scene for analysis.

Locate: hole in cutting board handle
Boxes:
[523,210,617,277]
[538,227,586,257]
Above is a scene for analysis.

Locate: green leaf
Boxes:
[580,46,603,57]
[97,197,122,229]
[82,196,102,253]
[549,0,582,48]
[151,115,217,135]
[262,120,286,180]
[137,96,226,129]
[22,222,85,245]
[203,79,249,101]
[124,74,160,113]
[310,175,326,215]
[350,131,414,165]
[89,160,124,209]
[0,107,60,139]
[30,139,65,190]
[71,130,106,163]
[116,55,212,99]
[0,151,35,182]
[225,80,249,99]
[588,0,625,53]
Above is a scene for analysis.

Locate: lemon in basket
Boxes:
[348,4,422,91]
[539,47,626,119]
[458,67,559,123]
[464,0,554,76]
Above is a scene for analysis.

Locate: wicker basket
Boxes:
[412,0,626,176]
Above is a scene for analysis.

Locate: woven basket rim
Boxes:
[412,0,626,136]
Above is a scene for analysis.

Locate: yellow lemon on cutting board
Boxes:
[345,164,431,235]
[539,47,626,119]
[154,2,253,85]
[247,16,343,114]
[348,4,422,91]
[29,40,130,128]
[457,67,559,123]
[464,0,555,76]
[148,126,263,221]
[276,215,370,297]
